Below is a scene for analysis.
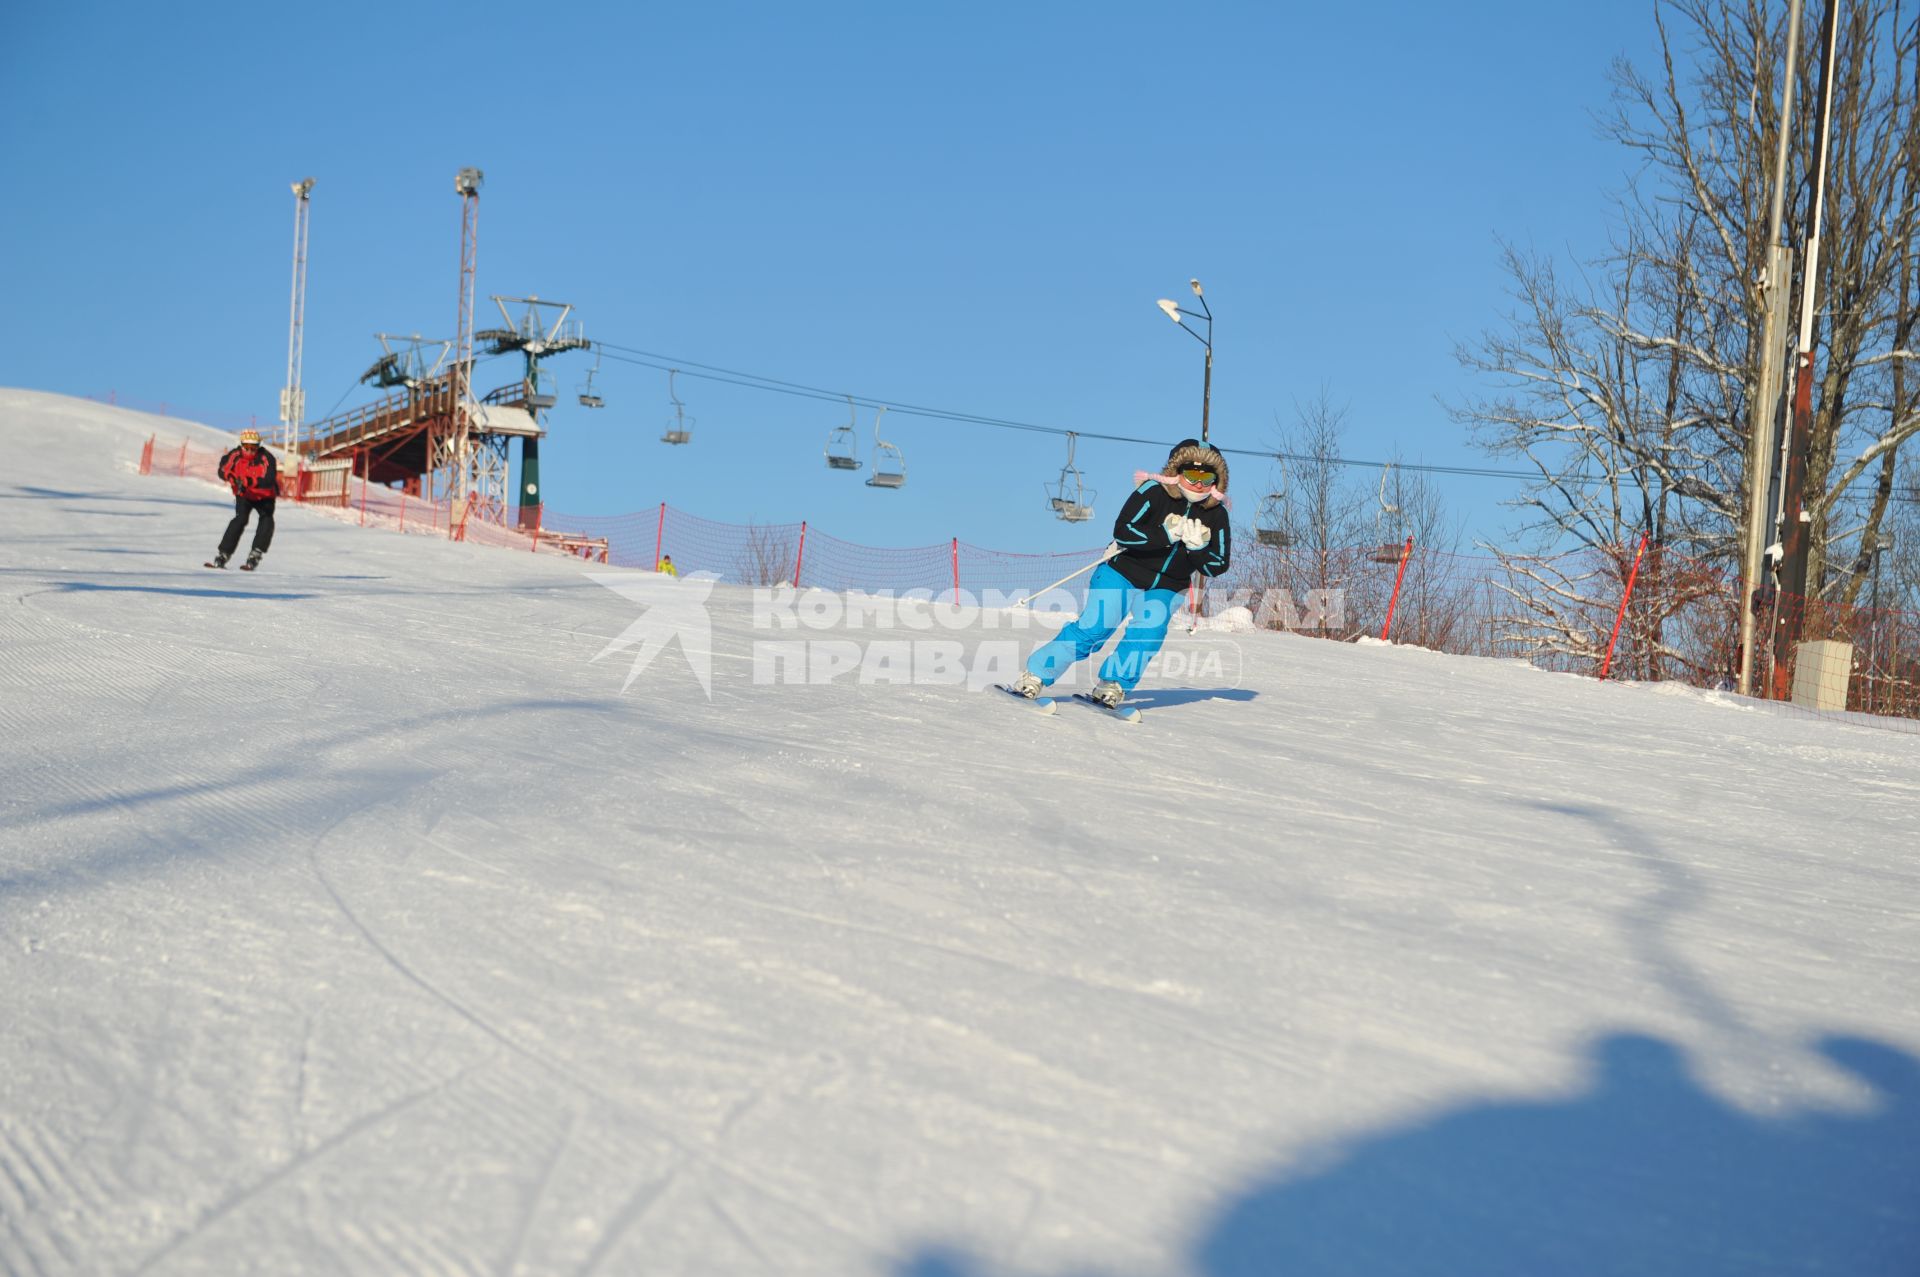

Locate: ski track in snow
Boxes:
[3,389,1919,1275]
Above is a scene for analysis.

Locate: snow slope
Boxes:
[2,387,1917,1276]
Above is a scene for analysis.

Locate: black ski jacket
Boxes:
[218,446,279,500]
[1108,479,1232,593]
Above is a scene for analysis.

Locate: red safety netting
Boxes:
[136,431,1920,729]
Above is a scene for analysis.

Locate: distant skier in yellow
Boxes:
[658,555,678,577]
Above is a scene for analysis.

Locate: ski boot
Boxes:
[239,550,264,573]
[1089,680,1127,709]
[1011,671,1046,699]
[204,553,229,569]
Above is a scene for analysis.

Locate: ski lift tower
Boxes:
[474,294,590,527]
[278,178,314,454]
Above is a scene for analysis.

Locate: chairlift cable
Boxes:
[587,340,1669,491]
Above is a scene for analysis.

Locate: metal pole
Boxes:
[1381,535,1415,643]
[450,168,483,510]
[1870,542,1882,712]
[280,179,314,456]
[1007,546,1120,610]
[1738,0,1805,696]
[1770,0,1843,699]
[1200,342,1212,444]
[1601,534,1652,680]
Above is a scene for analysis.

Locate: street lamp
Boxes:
[1154,277,1213,442]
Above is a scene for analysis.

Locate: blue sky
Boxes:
[1,1,1663,554]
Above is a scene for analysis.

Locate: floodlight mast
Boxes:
[279,178,314,453]
[448,167,484,509]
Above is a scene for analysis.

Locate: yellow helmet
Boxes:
[239,428,262,446]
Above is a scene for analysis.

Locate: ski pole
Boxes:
[1006,545,1119,610]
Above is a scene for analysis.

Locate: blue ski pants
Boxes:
[1025,563,1180,693]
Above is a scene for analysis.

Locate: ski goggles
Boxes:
[1178,467,1217,487]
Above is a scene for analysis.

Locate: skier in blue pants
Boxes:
[1016,438,1232,707]
[1026,564,1180,691]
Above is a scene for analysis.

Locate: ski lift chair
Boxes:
[1371,464,1406,562]
[825,395,863,470]
[1047,433,1095,522]
[1255,493,1294,548]
[524,368,558,411]
[661,369,692,445]
[578,349,605,408]
[864,406,906,489]
[1054,496,1095,522]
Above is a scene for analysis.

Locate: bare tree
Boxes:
[1238,393,1375,635]
[1455,0,1920,663]
[1378,459,1481,650]
[733,522,797,587]
[1272,391,1372,577]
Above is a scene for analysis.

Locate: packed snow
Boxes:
[1,388,1916,1275]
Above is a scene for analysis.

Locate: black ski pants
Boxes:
[218,495,275,559]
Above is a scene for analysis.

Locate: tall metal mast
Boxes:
[439,167,484,509]
[279,178,315,454]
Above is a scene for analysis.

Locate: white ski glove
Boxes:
[1173,515,1212,550]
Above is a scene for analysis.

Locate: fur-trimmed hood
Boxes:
[1135,441,1229,508]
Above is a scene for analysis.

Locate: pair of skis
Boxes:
[994,683,1142,724]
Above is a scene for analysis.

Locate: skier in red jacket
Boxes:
[208,428,279,570]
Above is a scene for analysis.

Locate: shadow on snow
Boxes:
[898,1030,1920,1276]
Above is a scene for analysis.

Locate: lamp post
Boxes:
[1155,278,1213,442]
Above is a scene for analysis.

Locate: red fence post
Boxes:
[792,521,808,588]
[138,434,154,475]
[654,502,666,571]
[176,440,188,476]
[529,503,542,553]
[1599,533,1651,680]
[1380,535,1415,642]
[951,537,960,605]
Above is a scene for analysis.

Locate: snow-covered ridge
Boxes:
[3,388,1917,1275]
